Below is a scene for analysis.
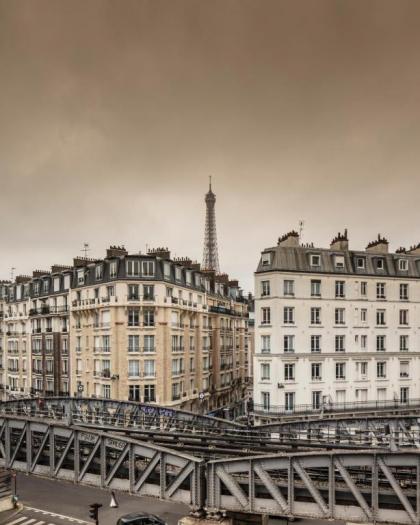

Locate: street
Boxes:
[0,473,190,525]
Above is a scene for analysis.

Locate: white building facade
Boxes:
[253,231,420,418]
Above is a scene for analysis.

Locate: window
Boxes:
[360,281,367,296]
[285,392,295,411]
[361,335,367,349]
[142,260,155,276]
[260,363,270,380]
[284,363,295,381]
[128,284,139,300]
[143,284,154,300]
[376,283,386,299]
[144,308,155,327]
[261,281,270,297]
[335,308,345,325]
[129,385,140,402]
[376,335,386,351]
[310,254,321,267]
[399,259,408,271]
[335,281,345,298]
[400,335,409,352]
[356,361,368,380]
[284,335,295,353]
[261,307,271,325]
[400,283,409,300]
[311,363,322,381]
[144,360,156,377]
[400,361,409,378]
[311,280,321,297]
[95,265,103,280]
[126,260,140,276]
[144,335,155,352]
[399,309,409,326]
[356,257,365,269]
[376,259,384,270]
[335,255,345,268]
[261,335,271,353]
[310,307,321,325]
[77,269,85,285]
[335,335,345,352]
[172,382,181,400]
[376,361,386,378]
[261,253,271,266]
[376,309,386,326]
[144,384,156,402]
[109,261,117,278]
[128,308,140,327]
[312,391,322,410]
[128,360,140,377]
[361,309,367,322]
[102,385,111,399]
[400,387,409,403]
[311,335,321,353]
[335,362,346,379]
[261,392,270,411]
[283,280,294,296]
[284,307,294,324]
[128,335,140,352]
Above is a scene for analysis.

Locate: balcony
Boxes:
[143,371,156,378]
[93,347,111,353]
[172,346,184,353]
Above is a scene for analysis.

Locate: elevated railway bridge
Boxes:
[1,398,420,524]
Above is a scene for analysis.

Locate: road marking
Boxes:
[20,520,36,525]
[25,508,90,525]
[6,518,29,525]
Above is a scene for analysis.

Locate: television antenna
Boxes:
[81,243,91,258]
[298,220,305,242]
[10,267,16,281]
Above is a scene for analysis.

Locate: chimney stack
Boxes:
[330,229,349,251]
[277,231,300,247]
[106,245,128,258]
[366,234,389,254]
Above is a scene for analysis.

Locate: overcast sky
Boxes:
[1,0,420,292]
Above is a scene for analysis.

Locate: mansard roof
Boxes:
[256,245,420,278]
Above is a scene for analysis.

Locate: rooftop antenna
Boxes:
[81,243,90,258]
[10,267,16,281]
[209,174,212,191]
[298,220,305,243]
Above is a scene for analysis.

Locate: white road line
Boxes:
[25,508,90,525]
[6,518,29,525]
[20,520,37,525]
[33,521,45,525]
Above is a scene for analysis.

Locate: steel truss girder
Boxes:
[0,416,204,509]
[208,451,420,524]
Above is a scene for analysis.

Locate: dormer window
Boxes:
[376,259,384,270]
[334,255,345,269]
[77,269,85,285]
[164,262,171,280]
[261,252,272,266]
[399,259,408,271]
[109,261,118,279]
[42,280,49,294]
[33,282,40,296]
[310,254,321,267]
[95,264,103,281]
[175,267,182,282]
[356,257,365,269]
[126,260,140,277]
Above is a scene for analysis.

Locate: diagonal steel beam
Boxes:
[105,444,129,486]
[9,423,27,465]
[254,462,289,513]
[165,461,194,498]
[293,460,329,516]
[30,427,50,472]
[78,437,100,480]
[216,465,248,508]
[334,458,373,521]
[54,434,75,476]
[378,457,417,524]
[134,451,161,492]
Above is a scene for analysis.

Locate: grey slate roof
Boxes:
[256,246,420,279]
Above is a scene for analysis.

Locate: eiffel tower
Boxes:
[202,177,220,273]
